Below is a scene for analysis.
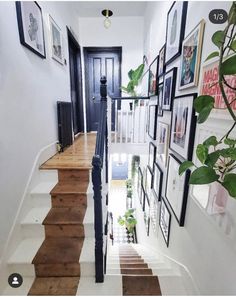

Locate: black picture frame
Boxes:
[148,142,156,171]
[138,167,143,205]
[145,165,153,198]
[169,93,197,160]
[158,44,166,77]
[148,104,158,140]
[163,67,177,111]
[159,197,171,247]
[165,1,188,65]
[148,56,159,97]
[16,1,46,58]
[153,162,163,201]
[150,191,159,234]
[144,192,150,236]
[157,83,164,116]
[165,153,190,226]
[141,184,145,211]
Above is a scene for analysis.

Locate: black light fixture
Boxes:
[101,9,113,29]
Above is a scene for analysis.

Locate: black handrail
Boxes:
[92,76,108,283]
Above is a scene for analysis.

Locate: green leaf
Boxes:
[121,86,128,93]
[212,31,224,49]
[126,81,135,93]
[203,136,218,148]
[196,144,208,164]
[228,2,236,24]
[128,69,134,80]
[230,40,236,51]
[220,148,236,160]
[189,166,219,184]
[132,64,144,82]
[179,161,194,176]
[194,95,215,122]
[222,174,236,197]
[205,51,219,61]
[224,138,236,146]
[221,55,236,75]
[205,151,220,167]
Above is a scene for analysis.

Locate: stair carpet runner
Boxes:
[119,245,162,296]
[28,169,89,295]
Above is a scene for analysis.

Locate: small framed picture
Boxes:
[148,56,159,97]
[157,83,164,116]
[163,68,177,111]
[165,154,190,226]
[179,20,205,90]
[148,105,158,140]
[144,193,150,236]
[16,1,46,58]
[49,15,64,64]
[141,184,145,211]
[158,44,166,77]
[159,198,171,246]
[165,1,188,65]
[170,94,197,160]
[153,162,163,201]
[156,121,169,167]
[148,142,157,171]
[150,191,159,234]
[145,166,153,198]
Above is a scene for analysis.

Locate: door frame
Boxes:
[83,46,122,132]
[67,27,84,134]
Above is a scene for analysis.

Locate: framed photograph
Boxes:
[170,94,197,160]
[148,105,158,140]
[150,191,159,234]
[49,15,63,64]
[165,1,188,65]
[158,44,166,77]
[144,193,150,236]
[165,154,190,226]
[153,162,163,201]
[159,198,171,246]
[137,167,143,205]
[145,166,153,198]
[156,122,169,167]
[148,56,159,97]
[16,1,46,58]
[163,67,177,111]
[157,83,164,116]
[179,20,205,90]
[141,184,145,211]
[148,142,156,171]
[141,70,150,97]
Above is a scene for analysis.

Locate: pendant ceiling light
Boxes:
[102,9,113,29]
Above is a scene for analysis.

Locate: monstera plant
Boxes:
[118,208,137,233]
[179,2,236,199]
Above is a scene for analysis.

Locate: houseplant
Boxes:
[118,208,137,233]
[179,2,236,199]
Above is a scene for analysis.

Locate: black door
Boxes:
[68,28,84,134]
[84,47,121,131]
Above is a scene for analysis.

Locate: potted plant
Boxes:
[118,208,137,233]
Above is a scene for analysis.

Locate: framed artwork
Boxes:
[141,70,150,97]
[157,83,164,116]
[179,20,205,90]
[159,198,171,246]
[170,94,197,160]
[137,167,143,206]
[153,162,163,201]
[141,184,145,211]
[148,56,159,97]
[148,142,157,171]
[145,165,153,198]
[165,1,188,65]
[150,191,159,234]
[16,1,46,58]
[158,44,166,77]
[144,193,150,236]
[163,67,177,111]
[49,15,63,64]
[165,154,190,226]
[156,122,169,167]
[148,105,158,140]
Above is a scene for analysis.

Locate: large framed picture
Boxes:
[148,105,158,140]
[165,154,190,226]
[144,193,150,236]
[16,1,46,58]
[170,94,197,160]
[145,165,153,198]
[159,198,171,246]
[157,83,164,116]
[158,44,166,77]
[49,15,63,65]
[156,121,169,167]
[148,142,157,171]
[148,56,159,97]
[165,1,188,65]
[163,67,177,111]
[153,162,163,201]
[179,20,205,90]
[150,191,159,234]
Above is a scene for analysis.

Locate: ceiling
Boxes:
[72,1,147,17]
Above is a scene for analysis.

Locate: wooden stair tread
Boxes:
[120,263,148,268]
[32,238,83,264]
[50,182,88,195]
[28,277,80,295]
[121,268,153,275]
[43,208,85,225]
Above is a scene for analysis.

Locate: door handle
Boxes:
[92,96,95,101]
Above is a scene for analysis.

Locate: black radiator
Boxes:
[57,101,73,150]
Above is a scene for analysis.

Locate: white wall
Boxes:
[0,1,80,258]
[140,1,236,295]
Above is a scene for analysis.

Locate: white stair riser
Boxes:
[80,262,95,277]
[84,224,94,238]
[30,194,51,207]
[21,224,45,239]
[8,263,35,277]
[39,170,58,183]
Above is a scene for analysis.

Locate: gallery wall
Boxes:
[137,1,236,295]
[0,1,80,259]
